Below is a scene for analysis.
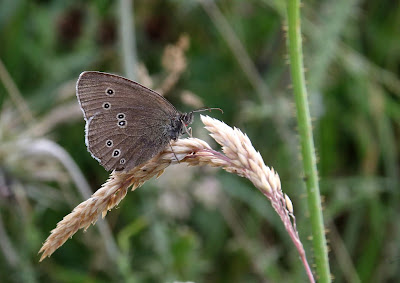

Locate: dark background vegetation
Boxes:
[1,0,399,282]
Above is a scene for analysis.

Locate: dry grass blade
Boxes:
[39,116,313,282]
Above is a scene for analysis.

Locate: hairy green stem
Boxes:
[286,0,331,282]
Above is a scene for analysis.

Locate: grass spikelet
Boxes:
[39,138,211,261]
[39,116,314,281]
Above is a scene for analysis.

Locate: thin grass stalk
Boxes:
[198,0,270,103]
[0,58,34,123]
[119,0,138,80]
[329,222,361,283]
[0,214,20,267]
[286,0,331,282]
[306,0,361,93]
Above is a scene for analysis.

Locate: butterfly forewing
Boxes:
[76,71,180,172]
[77,71,176,119]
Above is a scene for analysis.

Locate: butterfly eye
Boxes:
[106,140,113,147]
[102,102,111,109]
[112,149,121,157]
[118,120,127,128]
[106,88,115,96]
[116,113,125,120]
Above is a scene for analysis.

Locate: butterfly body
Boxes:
[76,71,193,172]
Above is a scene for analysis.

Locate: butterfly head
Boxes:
[172,108,222,140]
[180,112,194,127]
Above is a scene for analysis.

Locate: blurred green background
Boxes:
[0,0,399,282]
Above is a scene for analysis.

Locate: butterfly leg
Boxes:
[169,141,180,163]
[181,121,193,138]
[187,127,192,138]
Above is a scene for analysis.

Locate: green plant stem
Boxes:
[285,0,331,282]
[119,0,138,80]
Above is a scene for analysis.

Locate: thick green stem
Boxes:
[285,0,331,282]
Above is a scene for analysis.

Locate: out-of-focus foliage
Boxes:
[0,0,399,282]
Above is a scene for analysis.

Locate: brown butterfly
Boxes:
[76,71,194,172]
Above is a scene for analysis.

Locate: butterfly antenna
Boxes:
[191,107,223,114]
